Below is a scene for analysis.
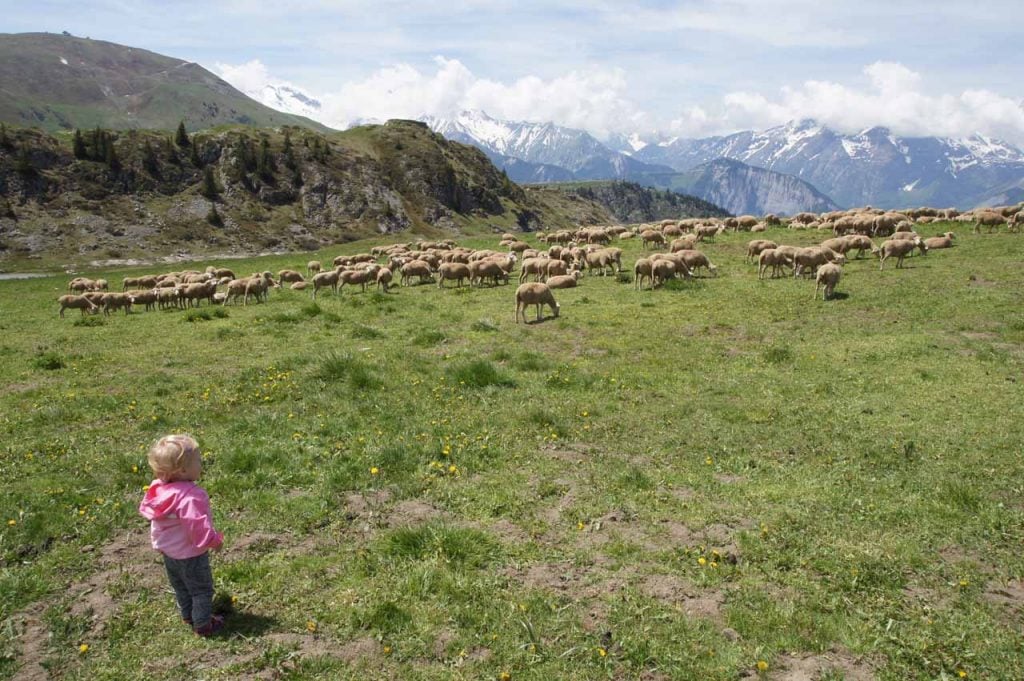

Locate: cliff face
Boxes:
[0,121,558,264]
[671,159,840,216]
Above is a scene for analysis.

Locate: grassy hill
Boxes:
[0,32,328,133]
[0,225,1022,679]
[0,120,618,267]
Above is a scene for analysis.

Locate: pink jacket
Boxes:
[138,480,223,559]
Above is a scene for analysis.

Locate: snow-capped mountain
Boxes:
[420,110,672,182]
[634,120,1024,209]
[239,83,324,122]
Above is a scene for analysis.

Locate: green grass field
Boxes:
[1,225,1022,680]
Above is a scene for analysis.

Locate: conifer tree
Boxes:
[1,197,15,219]
[282,130,296,170]
[175,121,190,148]
[0,124,12,151]
[72,129,87,159]
[189,138,203,167]
[142,140,159,175]
[257,137,274,181]
[91,127,104,161]
[206,202,223,227]
[200,166,219,199]
[15,146,35,176]
[105,139,121,173]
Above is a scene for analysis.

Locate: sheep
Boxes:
[247,272,278,304]
[674,249,718,277]
[694,224,724,242]
[157,287,183,309]
[878,238,927,270]
[736,215,759,231]
[278,270,305,284]
[291,281,308,291]
[58,294,98,317]
[651,259,678,287]
[309,270,340,299]
[670,235,699,253]
[307,260,322,276]
[1009,213,1023,233]
[93,279,109,291]
[793,247,845,278]
[649,253,694,279]
[339,266,378,293]
[400,260,434,286]
[842,234,875,259]
[814,263,843,300]
[469,259,510,287]
[127,289,158,312]
[122,275,158,291]
[210,268,235,279]
[375,267,393,293]
[640,230,666,249]
[68,277,95,293]
[514,283,560,323]
[507,240,531,254]
[545,271,582,289]
[633,258,654,290]
[746,239,778,263]
[437,262,471,289]
[973,211,1007,234]
[519,257,550,283]
[180,281,218,307]
[757,248,793,279]
[819,237,852,254]
[889,231,920,242]
[100,292,134,316]
[923,232,955,250]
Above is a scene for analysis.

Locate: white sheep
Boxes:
[923,232,955,250]
[814,263,842,300]
[514,283,560,323]
[58,294,98,317]
[633,258,654,290]
[757,248,792,279]
[545,271,582,289]
[878,239,927,270]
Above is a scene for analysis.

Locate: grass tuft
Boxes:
[448,359,515,388]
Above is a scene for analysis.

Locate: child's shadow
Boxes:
[224,611,277,636]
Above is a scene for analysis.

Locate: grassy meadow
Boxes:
[1,225,1023,680]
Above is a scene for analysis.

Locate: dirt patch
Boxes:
[714,474,744,484]
[640,574,726,621]
[541,441,592,462]
[983,579,1024,615]
[967,275,997,287]
[472,517,531,545]
[432,628,458,659]
[387,499,447,526]
[653,519,752,560]
[902,585,951,612]
[767,646,875,680]
[344,489,393,518]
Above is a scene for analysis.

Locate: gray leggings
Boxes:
[162,552,214,629]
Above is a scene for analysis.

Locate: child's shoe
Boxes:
[194,615,225,637]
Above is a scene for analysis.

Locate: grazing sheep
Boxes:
[93,279,109,291]
[736,215,759,231]
[973,211,1006,234]
[842,234,875,259]
[793,247,845,278]
[889,231,920,242]
[469,259,510,287]
[277,270,305,284]
[68,277,95,293]
[519,257,550,283]
[307,261,322,276]
[674,249,718,277]
[633,258,654,290]
[58,294,98,317]
[757,248,793,279]
[375,267,393,293]
[514,283,560,323]
[437,262,471,289]
[814,263,843,300]
[400,260,435,286]
[310,270,340,300]
[923,232,955,250]
[100,292,134,316]
[339,266,378,293]
[127,289,158,312]
[640,230,666,249]
[694,224,724,242]
[545,271,582,289]
[651,259,677,287]
[157,287,183,309]
[819,237,852,254]
[122,275,158,291]
[878,238,927,270]
[670,235,699,253]
[746,239,778,263]
[1009,213,1023,233]
[180,281,218,308]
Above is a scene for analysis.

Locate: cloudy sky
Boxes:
[6,1,1024,142]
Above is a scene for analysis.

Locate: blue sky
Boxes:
[4,1,1024,141]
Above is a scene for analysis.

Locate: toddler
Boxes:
[139,434,225,636]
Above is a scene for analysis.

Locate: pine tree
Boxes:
[142,140,159,175]
[175,121,190,148]
[15,146,35,176]
[105,139,121,173]
[200,166,219,199]
[282,130,296,170]
[257,137,274,181]
[206,202,223,227]
[91,127,104,161]
[0,197,15,219]
[0,124,12,151]
[72,129,87,159]
[189,138,203,168]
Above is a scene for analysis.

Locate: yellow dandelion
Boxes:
[499,673,512,681]
[131,465,138,473]
[577,521,585,530]
[78,643,89,654]
[705,456,713,465]
[959,579,969,587]
[581,411,588,417]
[448,464,458,474]
[383,645,392,655]
[698,556,707,566]
[757,659,768,672]
[306,620,317,632]
[370,467,379,475]
[597,647,607,657]
[7,519,15,526]
[958,671,967,678]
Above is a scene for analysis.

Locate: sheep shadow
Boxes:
[827,291,850,301]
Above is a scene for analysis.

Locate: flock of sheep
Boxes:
[55,201,1021,321]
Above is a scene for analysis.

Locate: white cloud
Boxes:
[677,62,1024,144]
[317,56,647,140]
[213,59,276,94]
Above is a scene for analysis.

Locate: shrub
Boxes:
[33,351,65,370]
[448,360,515,388]
[315,352,381,389]
[412,330,446,347]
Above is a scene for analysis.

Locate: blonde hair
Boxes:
[148,434,201,482]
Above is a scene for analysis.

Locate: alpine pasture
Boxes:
[1,224,1023,680]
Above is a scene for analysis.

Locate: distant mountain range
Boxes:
[634,119,1024,210]
[0,32,327,132]
[418,111,839,215]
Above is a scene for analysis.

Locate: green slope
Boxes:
[0,32,329,133]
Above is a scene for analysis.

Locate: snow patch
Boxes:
[902,179,920,192]
[60,57,68,66]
